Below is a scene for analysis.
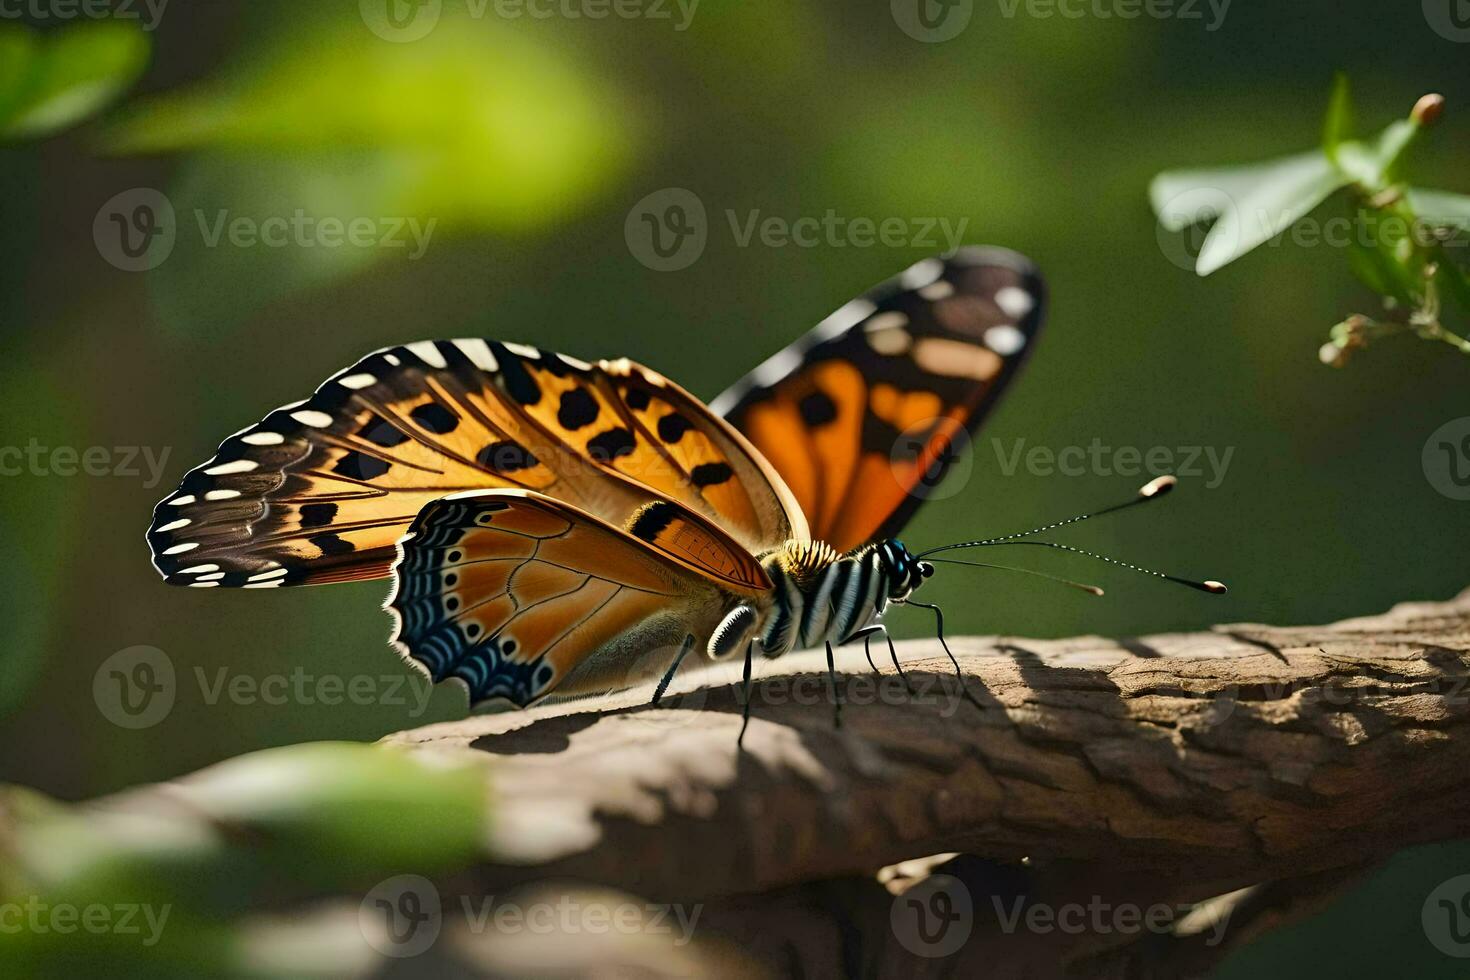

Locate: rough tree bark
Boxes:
[382,588,1470,978]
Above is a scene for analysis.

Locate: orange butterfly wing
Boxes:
[714,248,1045,553]
[387,489,768,706]
[149,340,803,588]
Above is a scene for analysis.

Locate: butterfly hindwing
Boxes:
[149,340,803,588]
[712,247,1045,553]
[387,489,767,706]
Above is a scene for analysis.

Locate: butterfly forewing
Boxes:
[713,247,1045,553]
[149,340,804,587]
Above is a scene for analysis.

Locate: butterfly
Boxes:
[148,247,1221,740]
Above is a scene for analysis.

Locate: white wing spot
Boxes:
[453,339,498,372]
[241,432,284,446]
[188,581,220,588]
[204,459,259,476]
[291,410,334,429]
[919,280,955,300]
[156,518,191,532]
[384,353,401,366]
[994,286,1034,319]
[984,324,1027,356]
[405,341,447,368]
[901,257,944,289]
[179,564,220,575]
[248,568,289,582]
[864,310,910,332]
[205,489,242,501]
[168,494,196,506]
[338,373,377,390]
[504,342,540,359]
[164,542,200,555]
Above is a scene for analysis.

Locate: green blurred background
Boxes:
[1,0,1468,975]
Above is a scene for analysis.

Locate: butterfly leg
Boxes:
[904,600,984,714]
[825,640,843,730]
[843,624,916,696]
[737,639,755,749]
[651,634,696,708]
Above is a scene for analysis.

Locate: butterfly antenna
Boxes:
[979,540,1227,594]
[918,475,1178,557]
[927,557,1104,597]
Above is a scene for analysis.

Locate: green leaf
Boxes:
[0,22,149,141]
[1407,188,1470,233]
[1335,119,1419,192]
[1187,151,1348,276]
[1150,162,1282,232]
[1322,72,1354,164]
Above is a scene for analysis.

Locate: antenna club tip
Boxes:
[1086,586,1105,597]
[1203,580,1228,595]
[1140,475,1177,498]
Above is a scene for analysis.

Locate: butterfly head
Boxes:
[881,539,934,603]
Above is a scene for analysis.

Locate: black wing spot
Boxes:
[299,503,338,529]
[657,412,693,443]
[477,441,539,473]
[311,532,354,556]
[536,663,553,685]
[588,427,636,463]
[492,342,542,405]
[502,638,518,655]
[627,500,679,541]
[359,414,409,447]
[557,388,600,430]
[333,451,391,481]
[624,386,651,410]
[799,390,838,427]
[691,462,734,487]
[410,403,459,434]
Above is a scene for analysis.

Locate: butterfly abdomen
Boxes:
[757,540,893,655]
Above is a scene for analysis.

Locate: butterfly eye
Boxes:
[918,562,934,579]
